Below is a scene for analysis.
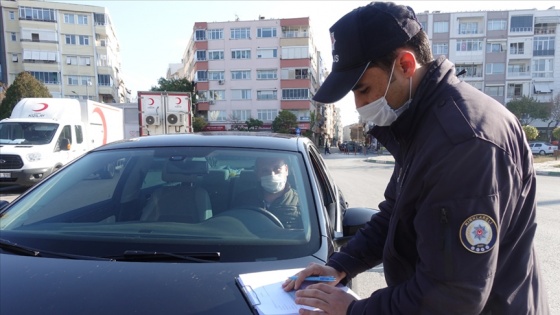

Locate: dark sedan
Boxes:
[0,132,377,314]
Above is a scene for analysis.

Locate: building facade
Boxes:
[0,0,128,103]
[415,7,559,128]
[176,16,325,133]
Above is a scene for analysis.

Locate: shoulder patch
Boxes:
[460,214,497,254]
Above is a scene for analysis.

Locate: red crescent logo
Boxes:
[92,107,108,144]
[148,98,154,105]
[33,103,49,111]
[176,97,181,104]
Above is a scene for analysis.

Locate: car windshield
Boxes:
[0,122,58,145]
[0,147,319,262]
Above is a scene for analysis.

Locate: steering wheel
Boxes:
[222,206,284,228]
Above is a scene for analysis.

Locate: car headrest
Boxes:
[162,160,209,183]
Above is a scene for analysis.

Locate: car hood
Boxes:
[0,253,323,314]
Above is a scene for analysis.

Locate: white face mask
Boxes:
[356,60,412,126]
[260,173,287,193]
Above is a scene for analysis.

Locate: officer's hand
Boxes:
[295,283,356,315]
[282,263,345,291]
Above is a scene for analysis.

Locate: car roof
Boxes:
[93,132,310,152]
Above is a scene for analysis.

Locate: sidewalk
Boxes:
[326,147,560,177]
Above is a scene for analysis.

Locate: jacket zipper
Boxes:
[440,207,453,278]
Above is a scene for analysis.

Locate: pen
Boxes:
[289,276,336,282]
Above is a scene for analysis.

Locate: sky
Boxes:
[54,0,558,126]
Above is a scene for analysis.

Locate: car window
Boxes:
[0,147,320,261]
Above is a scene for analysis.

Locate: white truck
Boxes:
[137,91,193,136]
[0,98,124,187]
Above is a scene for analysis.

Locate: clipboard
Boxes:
[235,276,260,315]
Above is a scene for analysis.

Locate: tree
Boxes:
[552,127,560,142]
[0,72,51,119]
[192,116,207,132]
[546,94,560,140]
[522,125,539,141]
[246,118,263,131]
[150,77,197,112]
[272,110,297,134]
[506,96,550,125]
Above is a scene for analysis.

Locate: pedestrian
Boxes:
[283,2,549,314]
[325,141,331,154]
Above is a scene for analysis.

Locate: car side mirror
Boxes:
[334,207,379,247]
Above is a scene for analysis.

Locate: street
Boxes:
[323,152,560,313]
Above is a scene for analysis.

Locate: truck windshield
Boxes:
[0,122,58,145]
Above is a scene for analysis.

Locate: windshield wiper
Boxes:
[0,238,112,260]
[109,250,221,262]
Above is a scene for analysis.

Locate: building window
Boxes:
[208,50,224,60]
[30,71,59,84]
[458,22,479,35]
[208,71,225,81]
[510,42,525,55]
[282,26,308,38]
[12,54,18,62]
[231,49,251,59]
[257,90,277,100]
[488,19,506,31]
[456,39,483,52]
[257,27,277,38]
[281,46,309,59]
[98,74,113,86]
[510,15,533,32]
[209,90,225,100]
[9,11,15,20]
[77,15,88,25]
[67,76,79,85]
[197,91,208,101]
[257,48,277,59]
[78,35,89,45]
[64,14,75,24]
[484,86,504,96]
[507,83,523,98]
[78,56,91,66]
[456,64,482,78]
[19,7,56,22]
[65,35,76,45]
[486,42,504,53]
[195,29,206,41]
[432,43,448,55]
[231,89,251,100]
[232,110,251,121]
[485,63,505,74]
[196,70,208,82]
[231,70,251,80]
[281,68,309,79]
[207,29,223,40]
[66,56,78,65]
[257,109,278,121]
[282,89,309,100]
[196,50,206,61]
[10,32,16,41]
[532,58,554,78]
[231,27,250,39]
[208,110,227,121]
[257,69,277,80]
[507,63,529,76]
[533,36,555,56]
[433,21,449,33]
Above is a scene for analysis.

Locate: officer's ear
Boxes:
[397,50,417,78]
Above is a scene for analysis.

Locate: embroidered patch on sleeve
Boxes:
[460,214,497,254]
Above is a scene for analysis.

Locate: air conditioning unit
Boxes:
[218,80,224,85]
[145,115,160,126]
[167,113,184,126]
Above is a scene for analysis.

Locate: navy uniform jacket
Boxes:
[327,56,550,314]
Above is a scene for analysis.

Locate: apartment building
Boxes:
[416,7,559,128]
[0,0,128,103]
[176,16,326,133]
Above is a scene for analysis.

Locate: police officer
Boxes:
[283,2,550,314]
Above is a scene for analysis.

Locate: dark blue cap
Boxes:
[313,2,422,104]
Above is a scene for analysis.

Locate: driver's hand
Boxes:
[282,263,346,291]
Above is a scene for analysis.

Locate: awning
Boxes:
[534,83,552,93]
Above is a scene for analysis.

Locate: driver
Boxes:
[231,157,302,229]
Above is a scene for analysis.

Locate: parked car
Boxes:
[0,132,378,315]
[529,141,559,155]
